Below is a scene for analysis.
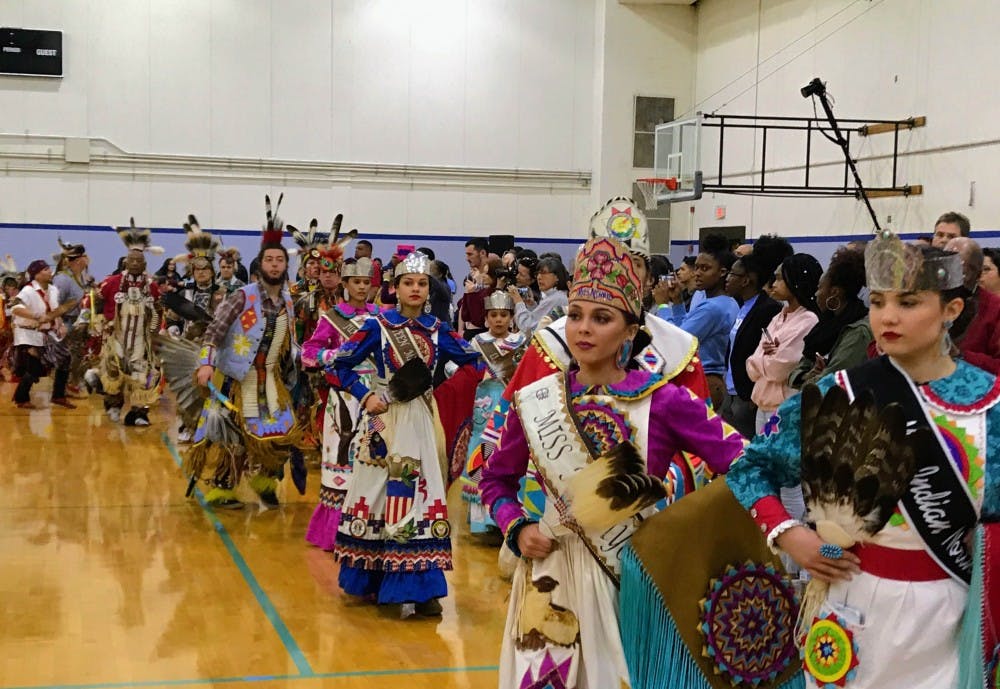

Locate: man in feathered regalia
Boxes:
[165,215,223,341]
[97,219,164,426]
[161,195,304,509]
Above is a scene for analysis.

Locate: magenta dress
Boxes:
[303,303,378,550]
[479,368,744,689]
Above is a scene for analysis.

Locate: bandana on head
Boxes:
[865,229,963,292]
[569,237,643,318]
[27,259,50,280]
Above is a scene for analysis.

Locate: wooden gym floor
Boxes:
[0,380,508,689]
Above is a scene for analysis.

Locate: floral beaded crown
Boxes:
[569,237,643,318]
[864,229,963,292]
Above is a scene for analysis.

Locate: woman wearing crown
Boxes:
[479,236,744,689]
[328,250,484,617]
[303,255,379,551]
[726,232,1000,689]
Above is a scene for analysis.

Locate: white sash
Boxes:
[515,373,653,583]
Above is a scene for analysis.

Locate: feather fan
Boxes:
[386,357,433,403]
[568,442,666,531]
[153,334,209,428]
[796,382,933,632]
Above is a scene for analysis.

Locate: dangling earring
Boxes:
[941,319,954,356]
[825,295,842,312]
[423,301,432,315]
[616,339,633,369]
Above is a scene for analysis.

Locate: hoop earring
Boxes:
[825,295,842,312]
[616,339,633,369]
[942,319,954,356]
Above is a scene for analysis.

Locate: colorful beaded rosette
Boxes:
[803,613,860,688]
[698,561,799,687]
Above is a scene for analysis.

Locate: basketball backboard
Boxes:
[642,114,703,206]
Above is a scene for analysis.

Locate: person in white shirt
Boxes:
[11,259,76,409]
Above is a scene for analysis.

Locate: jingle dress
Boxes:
[727,357,1000,689]
[480,369,744,689]
[331,309,482,604]
[303,302,378,550]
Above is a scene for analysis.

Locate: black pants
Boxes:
[13,345,68,403]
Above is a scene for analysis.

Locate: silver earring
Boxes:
[942,319,954,356]
[423,301,432,315]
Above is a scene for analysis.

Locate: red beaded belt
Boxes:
[849,542,949,582]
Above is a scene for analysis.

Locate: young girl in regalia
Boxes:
[479,236,744,689]
[303,256,379,551]
[461,290,527,537]
[329,251,483,617]
[727,231,1000,689]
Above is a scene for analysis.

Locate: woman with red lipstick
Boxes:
[329,251,483,618]
[727,233,1000,689]
[480,236,744,689]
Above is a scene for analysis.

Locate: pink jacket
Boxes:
[746,306,818,411]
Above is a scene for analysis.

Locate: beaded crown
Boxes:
[569,236,643,318]
[588,196,649,258]
[864,229,963,292]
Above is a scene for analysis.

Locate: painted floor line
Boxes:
[160,433,313,676]
[9,664,501,689]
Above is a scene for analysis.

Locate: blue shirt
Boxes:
[658,294,739,376]
[726,294,758,394]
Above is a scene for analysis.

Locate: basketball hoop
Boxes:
[636,177,678,210]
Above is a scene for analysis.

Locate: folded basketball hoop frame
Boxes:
[700,112,925,200]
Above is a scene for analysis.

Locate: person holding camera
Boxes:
[509,256,569,337]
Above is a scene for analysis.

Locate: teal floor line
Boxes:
[9,664,501,689]
[160,434,313,676]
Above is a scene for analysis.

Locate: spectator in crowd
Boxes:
[155,258,182,288]
[931,210,970,248]
[644,255,673,312]
[980,247,1000,295]
[676,255,699,310]
[457,257,501,340]
[354,239,373,259]
[656,234,739,409]
[722,237,791,438]
[464,238,489,281]
[945,236,1000,374]
[427,260,453,324]
[510,256,569,337]
[746,254,822,433]
[510,256,540,307]
[789,246,871,389]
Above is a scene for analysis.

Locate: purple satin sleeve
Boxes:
[646,383,745,477]
[479,406,531,535]
[301,316,342,369]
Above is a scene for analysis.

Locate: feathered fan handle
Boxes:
[568,442,666,531]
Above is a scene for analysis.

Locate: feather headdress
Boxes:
[261,194,286,248]
[313,214,360,271]
[217,247,241,264]
[115,218,165,255]
[0,254,21,283]
[174,214,220,266]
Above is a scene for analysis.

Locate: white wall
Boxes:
[0,0,598,239]
[678,0,1000,243]
[591,0,697,207]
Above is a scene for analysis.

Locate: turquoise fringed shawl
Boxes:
[620,544,805,689]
